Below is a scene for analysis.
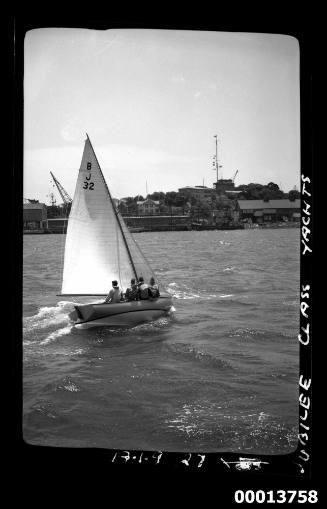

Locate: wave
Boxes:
[55,376,81,393]
[282,300,299,307]
[218,298,257,308]
[23,301,78,346]
[23,301,75,331]
[164,402,298,453]
[167,284,200,299]
[167,283,236,301]
[223,266,236,272]
[229,327,265,338]
[228,327,298,342]
[165,342,233,370]
[40,325,73,345]
[85,314,175,342]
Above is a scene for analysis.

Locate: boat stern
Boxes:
[68,305,85,323]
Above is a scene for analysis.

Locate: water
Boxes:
[23,229,299,453]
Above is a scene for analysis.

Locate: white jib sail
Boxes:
[61,136,139,295]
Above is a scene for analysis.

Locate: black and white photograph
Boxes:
[22,26,304,465]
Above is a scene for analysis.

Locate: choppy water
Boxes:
[23,229,299,453]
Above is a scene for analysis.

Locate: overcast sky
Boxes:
[24,28,300,203]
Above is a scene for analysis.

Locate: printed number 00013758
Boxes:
[234,490,318,504]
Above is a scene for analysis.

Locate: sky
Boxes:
[24,28,300,204]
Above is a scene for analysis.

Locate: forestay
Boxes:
[61,135,153,295]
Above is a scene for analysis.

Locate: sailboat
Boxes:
[59,134,173,328]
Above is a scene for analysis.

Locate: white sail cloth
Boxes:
[61,136,153,295]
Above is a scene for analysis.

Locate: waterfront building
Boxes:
[136,198,160,215]
[225,189,243,198]
[47,217,68,233]
[237,199,301,223]
[23,202,48,230]
[124,214,191,231]
[178,186,215,204]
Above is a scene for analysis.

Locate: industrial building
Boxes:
[47,218,68,233]
[237,199,301,224]
[23,202,48,231]
[178,186,215,204]
[214,178,235,193]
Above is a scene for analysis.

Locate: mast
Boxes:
[214,134,218,182]
[85,134,139,281]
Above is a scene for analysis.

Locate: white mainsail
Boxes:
[61,135,153,295]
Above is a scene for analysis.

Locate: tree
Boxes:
[148,191,165,202]
[267,182,280,191]
[237,182,286,200]
[288,189,300,201]
[165,191,178,207]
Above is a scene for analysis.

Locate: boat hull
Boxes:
[69,292,173,328]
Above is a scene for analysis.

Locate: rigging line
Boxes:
[58,187,70,296]
[118,219,154,281]
[126,227,156,279]
[85,134,138,281]
[115,213,124,292]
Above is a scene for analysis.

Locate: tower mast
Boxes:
[214,134,218,182]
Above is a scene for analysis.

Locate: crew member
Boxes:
[148,277,160,299]
[105,280,123,303]
[137,276,149,300]
[125,278,139,301]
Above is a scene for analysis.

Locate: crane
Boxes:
[50,171,72,204]
[232,170,238,183]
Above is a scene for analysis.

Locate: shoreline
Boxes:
[23,222,300,235]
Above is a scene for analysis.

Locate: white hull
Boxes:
[69,292,173,329]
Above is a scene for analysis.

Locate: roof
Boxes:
[137,199,160,205]
[179,186,214,191]
[237,199,301,210]
[23,202,46,210]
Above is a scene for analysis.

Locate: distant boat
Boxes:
[59,134,173,328]
[128,227,144,233]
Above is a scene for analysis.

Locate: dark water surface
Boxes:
[23,229,299,453]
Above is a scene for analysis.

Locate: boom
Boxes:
[50,171,72,204]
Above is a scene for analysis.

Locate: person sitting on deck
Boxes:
[105,280,123,303]
[148,277,160,299]
[137,276,150,300]
[125,278,139,301]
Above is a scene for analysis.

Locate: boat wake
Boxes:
[40,325,73,345]
[164,342,233,370]
[167,282,200,299]
[167,282,235,301]
[23,301,77,344]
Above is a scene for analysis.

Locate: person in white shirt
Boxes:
[105,280,123,303]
